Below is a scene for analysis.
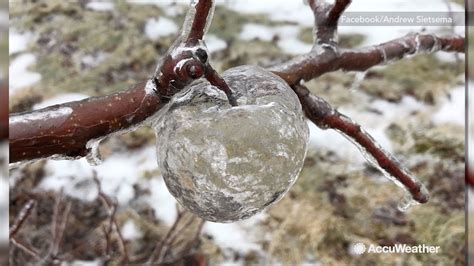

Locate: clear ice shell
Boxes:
[155,66,309,222]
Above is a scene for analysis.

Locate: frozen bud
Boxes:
[155,66,309,222]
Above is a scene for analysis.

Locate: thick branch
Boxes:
[308,0,352,45]
[293,84,429,204]
[186,0,214,41]
[271,33,465,86]
[9,0,464,164]
[10,82,163,163]
[9,0,233,163]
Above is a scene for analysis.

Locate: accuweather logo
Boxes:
[351,243,440,255]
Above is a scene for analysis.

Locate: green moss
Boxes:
[10,1,170,97]
[360,54,464,103]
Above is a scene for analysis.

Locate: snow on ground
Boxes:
[227,0,464,47]
[432,85,465,126]
[38,146,157,204]
[239,24,312,55]
[203,212,267,254]
[204,34,228,54]
[9,53,42,96]
[9,30,33,55]
[86,1,115,12]
[122,219,144,240]
[146,176,178,226]
[145,17,179,40]
[9,29,41,96]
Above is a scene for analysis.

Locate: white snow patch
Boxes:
[79,52,108,68]
[9,31,34,55]
[146,177,178,226]
[223,0,314,27]
[432,86,465,126]
[227,0,463,48]
[435,51,465,63]
[37,146,158,204]
[308,121,366,164]
[34,93,90,110]
[145,17,178,40]
[94,147,157,205]
[38,159,98,202]
[239,24,312,55]
[9,53,42,96]
[203,212,266,254]
[204,34,227,53]
[239,24,275,42]
[86,1,115,12]
[122,219,143,240]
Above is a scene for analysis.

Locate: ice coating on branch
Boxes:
[182,0,214,39]
[334,114,429,212]
[155,66,309,222]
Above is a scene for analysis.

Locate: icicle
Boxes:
[397,194,419,212]
[430,35,441,53]
[349,71,367,91]
[85,138,103,166]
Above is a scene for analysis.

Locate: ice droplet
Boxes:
[86,138,103,166]
[155,65,309,222]
[397,194,418,212]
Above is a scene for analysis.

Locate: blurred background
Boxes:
[8,0,466,265]
[1,0,8,264]
[468,0,473,265]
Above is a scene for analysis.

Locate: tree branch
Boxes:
[9,0,235,163]
[271,33,465,86]
[274,0,463,204]
[292,84,429,204]
[9,1,464,164]
[271,0,464,85]
[10,81,163,162]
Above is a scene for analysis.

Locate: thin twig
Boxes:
[9,199,36,238]
[11,237,41,260]
[93,176,130,263]
[292,84,429,203]
[147,206,184,265]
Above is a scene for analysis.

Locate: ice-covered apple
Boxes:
[155,65,309,222]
